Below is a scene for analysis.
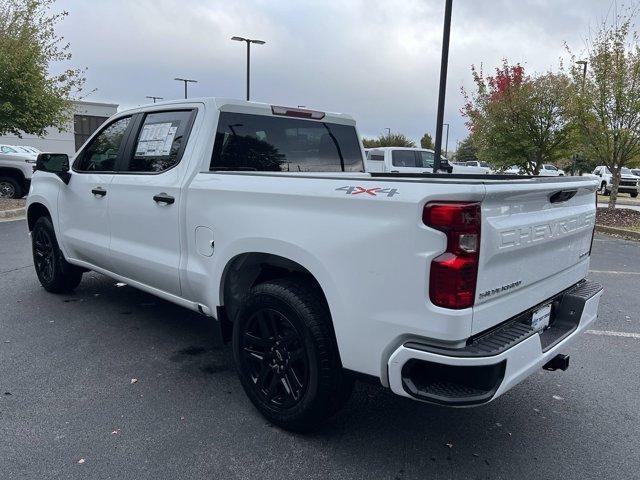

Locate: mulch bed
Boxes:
[596,207,640,229]
[0,198,26,211]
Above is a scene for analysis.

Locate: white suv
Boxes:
[592,166,640,197]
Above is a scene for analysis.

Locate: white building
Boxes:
[0,100,118,156]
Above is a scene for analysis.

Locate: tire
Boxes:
[0,176,22,199]
[631,192,638,198]
[232,277,353,432]
[32,216,83,293]
[600,182,610,196]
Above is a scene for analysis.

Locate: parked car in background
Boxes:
[502,165,522,175]
[591,166,640,197]
[465,160,493,173]
[364,147,452,174]
[364,147,470,174]
[538,164,565,176]
[27,98,602,431]
[0,150,36,198]
[19,146,41,155]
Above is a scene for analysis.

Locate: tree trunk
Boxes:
[608,167,620,209]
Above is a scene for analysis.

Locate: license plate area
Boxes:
[531,303,552,332]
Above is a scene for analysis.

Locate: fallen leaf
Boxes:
[495,422,502,427]
[111,429,120,435]
[552,395,564,401]
[130,378,138,384]
[445,442,453,449]
[115,282,126,288]
[77,459,85,465]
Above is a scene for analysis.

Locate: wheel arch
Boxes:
[219,252,332,326]
[0,167,26,183]
[27,202,51,231]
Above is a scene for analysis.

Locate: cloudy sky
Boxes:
[55,0,623,149]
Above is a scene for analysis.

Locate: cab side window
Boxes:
[418,151,434,168]
[126,110,194,173]
[391,150,417,167]
[75,116,131,172]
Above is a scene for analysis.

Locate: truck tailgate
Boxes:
[472,178,598,335]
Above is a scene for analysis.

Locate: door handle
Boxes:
[153,193,175,205]
[92,187,107,197]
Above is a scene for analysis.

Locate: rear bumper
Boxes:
[387,280,603,406]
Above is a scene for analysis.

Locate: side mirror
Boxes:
[35,153,71,184]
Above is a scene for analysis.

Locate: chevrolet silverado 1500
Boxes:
[27,98,602,431]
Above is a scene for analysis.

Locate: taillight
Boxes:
[423,202,481,309]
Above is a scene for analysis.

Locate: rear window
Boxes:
[210,112,363,172]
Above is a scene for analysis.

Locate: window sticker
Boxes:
[136,122,177,157]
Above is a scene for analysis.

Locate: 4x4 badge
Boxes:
[335,186,399,197]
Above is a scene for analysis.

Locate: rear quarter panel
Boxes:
[183,173,485,378]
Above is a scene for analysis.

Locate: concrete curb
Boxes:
[596,224,640,241]
[597,196,640,206]
[0,207,26,219]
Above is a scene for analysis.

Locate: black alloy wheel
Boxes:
[31,216,83,293]
[33,227,55,284]
[239,308,309,409]
[232,278,354,431]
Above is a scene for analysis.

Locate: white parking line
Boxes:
[589,270,640,275]
[586,330,640,339]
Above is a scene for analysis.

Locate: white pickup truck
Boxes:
[0,147,36,198]
[591,166,639,197]
[365,147,453,174]
[27,98,602,431]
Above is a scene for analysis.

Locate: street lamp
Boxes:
[174,77,198,99]
[575,60,588,89]
[146,96,163,103]
[433,0,453,173]
[231,36,266,101]
[443,123,450,158]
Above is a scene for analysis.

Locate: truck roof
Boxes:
[118,97,356,126]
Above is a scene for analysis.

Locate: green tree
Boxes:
[455,135,478,163]
[566,9,640,208]
[462,61,574,174]
[362,132,416,148]
[420,132,433,149]
[0,0,85,137]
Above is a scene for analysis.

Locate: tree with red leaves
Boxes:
[462,60,573,174]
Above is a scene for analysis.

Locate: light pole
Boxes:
[146,96,163,103]
[575,60,587,89]
[231,36,266,101]
[433,0,453,173]
[174,77,198,99]
[443,123,450,158]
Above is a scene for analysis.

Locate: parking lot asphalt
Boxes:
[1,218,639,480]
